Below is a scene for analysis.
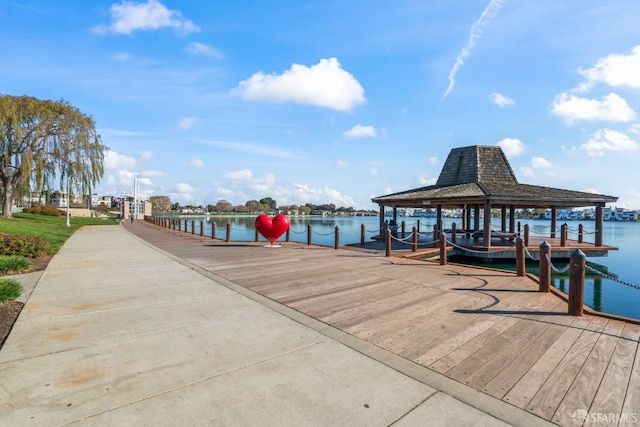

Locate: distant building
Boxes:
[121,197,151,219]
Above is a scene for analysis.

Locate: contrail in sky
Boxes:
[442,0,506,100]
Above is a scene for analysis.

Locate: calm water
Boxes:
[179,215,640,320]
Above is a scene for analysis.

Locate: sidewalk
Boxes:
[0,224,521,426]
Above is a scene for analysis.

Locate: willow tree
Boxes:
[0,95,107,218]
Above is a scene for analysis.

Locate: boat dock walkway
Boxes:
[128,220,640,426]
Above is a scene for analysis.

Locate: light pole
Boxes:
[65,174,70,227]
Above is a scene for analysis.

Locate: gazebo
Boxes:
[371,145,617,248]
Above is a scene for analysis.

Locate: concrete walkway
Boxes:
[0,225,525,426]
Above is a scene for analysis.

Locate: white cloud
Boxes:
[581,129,639,157]
[102,168,145,189]
[428,156,439,165]
[93,0,199,35]
[551,92,636,124]
[370,168,378,175]
[489,92,515,107]
[170,182,195,201]
[519,166,534,177]
[631,124,640,135]
[343,124,377,138]
[291,184,356,207]
[442,0,506,100]
[418,173,437,186]
[185,42,222,58]
[236,57,366,111]
[185,159,204,168]
[140,169,164,178]
[105,151,137,170]
[137,177,153,186]
[496,138,524,158]
[178,117,197,129]
[578,45,640,91]
[140,151,154,159]
[336,160,348,168]
[531,157,551,169]
[224,169,253,180]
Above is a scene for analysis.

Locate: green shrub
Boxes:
[0,256,32,274]
[22,205,65,217]
[0,278,22,302]
[0,232,51,257]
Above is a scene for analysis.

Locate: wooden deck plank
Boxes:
[552,319,626,425]
[445,298,562,385]
[357,293,479,348]
[525,317,609,421]
[405,290,562,362]
[426,291,560,375]
[621,323,640,427]
[482,306,579,399]
[588,322,640,426]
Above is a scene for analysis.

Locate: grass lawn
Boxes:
[0,213,119,253]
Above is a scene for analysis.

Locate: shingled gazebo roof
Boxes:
[372,145,617,209]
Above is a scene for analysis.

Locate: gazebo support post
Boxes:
[551,207,557,238]
[501,205,507,232]
[595,204,604,247]
[509,205,516,233]
[483,203,492,248]
[473,205,480,243]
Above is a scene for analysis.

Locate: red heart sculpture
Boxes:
[255,214,290,244]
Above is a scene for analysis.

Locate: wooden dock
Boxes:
[128,220,639,426]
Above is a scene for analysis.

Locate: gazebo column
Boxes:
[551,207,557,238]
[509,205,516,233]
[483,202,492,247]
[436,205,442,231]
[595,203,604,247]
[379,204,385,231]
[462,205,468,231]
[501,205,507,232]
[393,207,398,225]
[473,205,480,242]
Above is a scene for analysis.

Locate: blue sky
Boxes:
[2,1,640,210]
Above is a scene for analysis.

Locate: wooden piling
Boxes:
[412,226,417,252]
[539,242,551,292]
[516,237,525,277]
[439,232,447,266]
[385,229,391,257]
[578,223,583,243]
[568,249,586,316]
